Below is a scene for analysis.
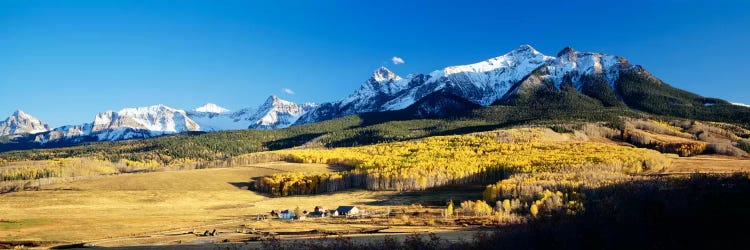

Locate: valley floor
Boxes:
[1,155,749,248]
[0,162,479,248]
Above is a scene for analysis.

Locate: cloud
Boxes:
[391,56,405,65]
[282,88,295,95]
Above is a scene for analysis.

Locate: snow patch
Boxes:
[188,96,317,131]
[193,103,230,113]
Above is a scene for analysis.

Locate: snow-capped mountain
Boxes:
[30,104,201,143]
[499,46,634,101]
[339,67,410,112]
[90,104,201,141]
[249,95,317,130]
[297,67,418,124]
[186,103,251,132]
[186,96,316,131]
[192,103,230,113]
[545,47,625,90]
[297,45,635,124]
[0,110,51,136]
[385,44,555,109]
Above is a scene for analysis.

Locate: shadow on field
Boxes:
[434,119,534,137]
[263,133,326,150]
[228,182,252,190]
[361,185,485,206]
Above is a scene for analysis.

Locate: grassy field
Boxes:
[0,162,396,245]
[665,155,750,174]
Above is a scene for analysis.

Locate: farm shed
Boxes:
[336,206,360,216]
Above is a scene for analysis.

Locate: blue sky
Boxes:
[1,0,748,127]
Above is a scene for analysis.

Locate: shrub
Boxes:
[738,140,750,153]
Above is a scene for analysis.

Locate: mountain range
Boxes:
[297,45,749,126]
[1,95,316,143]
[2,45,749,146]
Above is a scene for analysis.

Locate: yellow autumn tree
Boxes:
[446,200,454,217]
[502,199,512,214]
[473,200,493,217]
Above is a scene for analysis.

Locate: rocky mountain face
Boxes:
[33,123,93,144]
[0,110,51,136]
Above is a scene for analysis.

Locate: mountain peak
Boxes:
[11,109,24,117]
[372,66,402,82]
[249,95,315,130]
[260,95,299,110]
[556,46,577,61]
[264,95,282,104]
[0,109,51,136]
[193,103,230,113]
[557,46,576,57]
[511,44,542,55]
[9,109,39,121]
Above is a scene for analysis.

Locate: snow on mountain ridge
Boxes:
[298,45,637,125]
[296,45,560,123]
[372,66,402,82]
[89,104,200,141]
[380,45,555,110]
[184,97,317,131]
[105,104,199,133]
[544,47,628,90]
[441,44,554,77]
[193,103,230,113]
[248,95,317,129]
[34,123,93,144]
[338,67,411,110]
